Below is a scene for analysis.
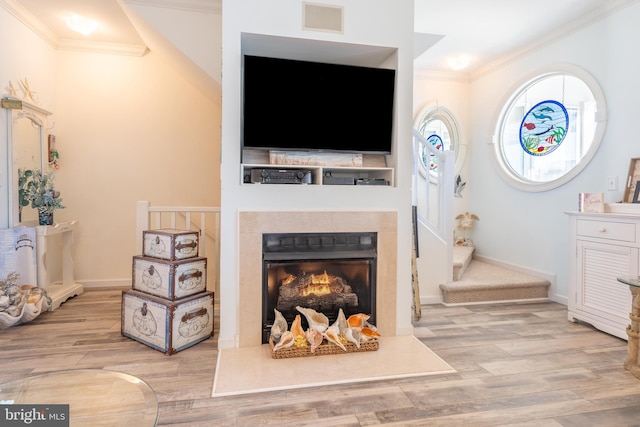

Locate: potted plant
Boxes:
[24,169,65,225]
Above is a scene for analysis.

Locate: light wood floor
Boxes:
[1,287,640,426]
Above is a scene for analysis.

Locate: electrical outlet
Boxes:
[608,176,618,191]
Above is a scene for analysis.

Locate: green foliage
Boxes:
[22,169,65,211]
[17,168,33,208]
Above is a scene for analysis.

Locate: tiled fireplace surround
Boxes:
[237,211,398,348]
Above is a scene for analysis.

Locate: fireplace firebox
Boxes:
[262,232,377,344]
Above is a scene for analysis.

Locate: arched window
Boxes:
[493,65,607,191]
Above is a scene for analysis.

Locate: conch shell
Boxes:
[296,306,329,333]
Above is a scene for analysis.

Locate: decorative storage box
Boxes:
[142,229,199,261]
[132,256,207,300]
[121,290,214,355]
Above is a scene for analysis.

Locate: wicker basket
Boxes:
[271,340,378,359]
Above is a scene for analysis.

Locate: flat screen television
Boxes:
[242,55,395,155]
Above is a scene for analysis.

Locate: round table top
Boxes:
[617,277,640,287]
[0,369,158,426]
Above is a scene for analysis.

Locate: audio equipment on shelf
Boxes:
[248,168,312,184]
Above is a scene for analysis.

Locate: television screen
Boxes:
[242,55,395,155]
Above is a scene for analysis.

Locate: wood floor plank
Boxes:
[1,289,640,426]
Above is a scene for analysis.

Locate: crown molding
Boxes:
[0,0,59,48]
[470,0,640,81]
[57,39,149,57]
[125,0,221,14]
[413,68,470,83]
[0,0,148,56]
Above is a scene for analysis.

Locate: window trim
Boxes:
[491,63,607,192]
[413,104,465,180]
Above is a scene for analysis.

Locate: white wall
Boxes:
[468,2,640,302]
[0,7,56,229]
[413,73,470,302]
[125,2,222,84]
[0,6,221,288]
[53,50,220,286]
[220,0,415,348]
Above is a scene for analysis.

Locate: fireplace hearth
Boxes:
[262,232,377,343]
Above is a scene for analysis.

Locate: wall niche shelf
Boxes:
[241,149,394,186]
[241,163,394,186]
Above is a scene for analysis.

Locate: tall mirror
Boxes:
[7,100,52,226]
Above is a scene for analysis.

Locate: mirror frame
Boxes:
[6,100,53,227]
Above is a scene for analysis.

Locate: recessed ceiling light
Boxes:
[65,14,98,36]
[447,55,470,71]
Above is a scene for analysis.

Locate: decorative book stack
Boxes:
[121,229,214,355]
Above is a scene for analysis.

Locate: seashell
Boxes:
[272,331,295,352]
[360,326,381,341]
[291,315,307,347]
[343,327,361,348]
[336,308,348,335]
[296,306,329,333]
[364,320,377,331]
[270,308,288,345]
[0,295,9,308]
[305,328,323,353]
[27,289,43,305]
[324,323,347,351]
[6,305,21,317]
[347,313,370,330]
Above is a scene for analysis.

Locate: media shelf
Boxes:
[241,164,394,186]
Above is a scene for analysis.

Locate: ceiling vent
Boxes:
[303,3,343,34]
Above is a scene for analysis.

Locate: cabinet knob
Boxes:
[599,227,607,233]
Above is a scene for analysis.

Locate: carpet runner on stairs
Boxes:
[443,247,550,305]
[453,246,474,281]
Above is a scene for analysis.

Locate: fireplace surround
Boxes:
[238,210,397,348]
[261,231,377,343]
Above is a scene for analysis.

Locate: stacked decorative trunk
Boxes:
[121,229,214,355]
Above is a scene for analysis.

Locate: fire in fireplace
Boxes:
[262,232,377,343]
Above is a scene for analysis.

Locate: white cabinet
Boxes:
[567,212,638,340]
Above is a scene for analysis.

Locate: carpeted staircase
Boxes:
[440,246,550,305]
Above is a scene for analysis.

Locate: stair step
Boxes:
[440,260,550,305]
[452,245,474,281]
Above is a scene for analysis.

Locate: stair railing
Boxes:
[412,129,455,244]
[135,201,221,293]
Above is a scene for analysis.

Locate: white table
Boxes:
[36,220,84,310]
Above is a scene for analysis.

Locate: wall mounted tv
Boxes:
[242,55,396,155]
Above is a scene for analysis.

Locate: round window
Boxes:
[493,65,607,191]
[414,105,462,179]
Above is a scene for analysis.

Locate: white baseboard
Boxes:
[420,295,443,305]
[217,335,237,349]
[78,279,131,288]
[397,325,415,336]
[549,293,567,305]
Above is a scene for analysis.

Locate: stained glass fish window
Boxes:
[519,100,569,156]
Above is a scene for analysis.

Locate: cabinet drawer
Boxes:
[576,219,636,242]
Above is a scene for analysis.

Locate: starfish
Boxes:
[19,78,36,102]
[5,81,18,97]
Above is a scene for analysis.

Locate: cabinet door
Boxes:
[576,240,637,325]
